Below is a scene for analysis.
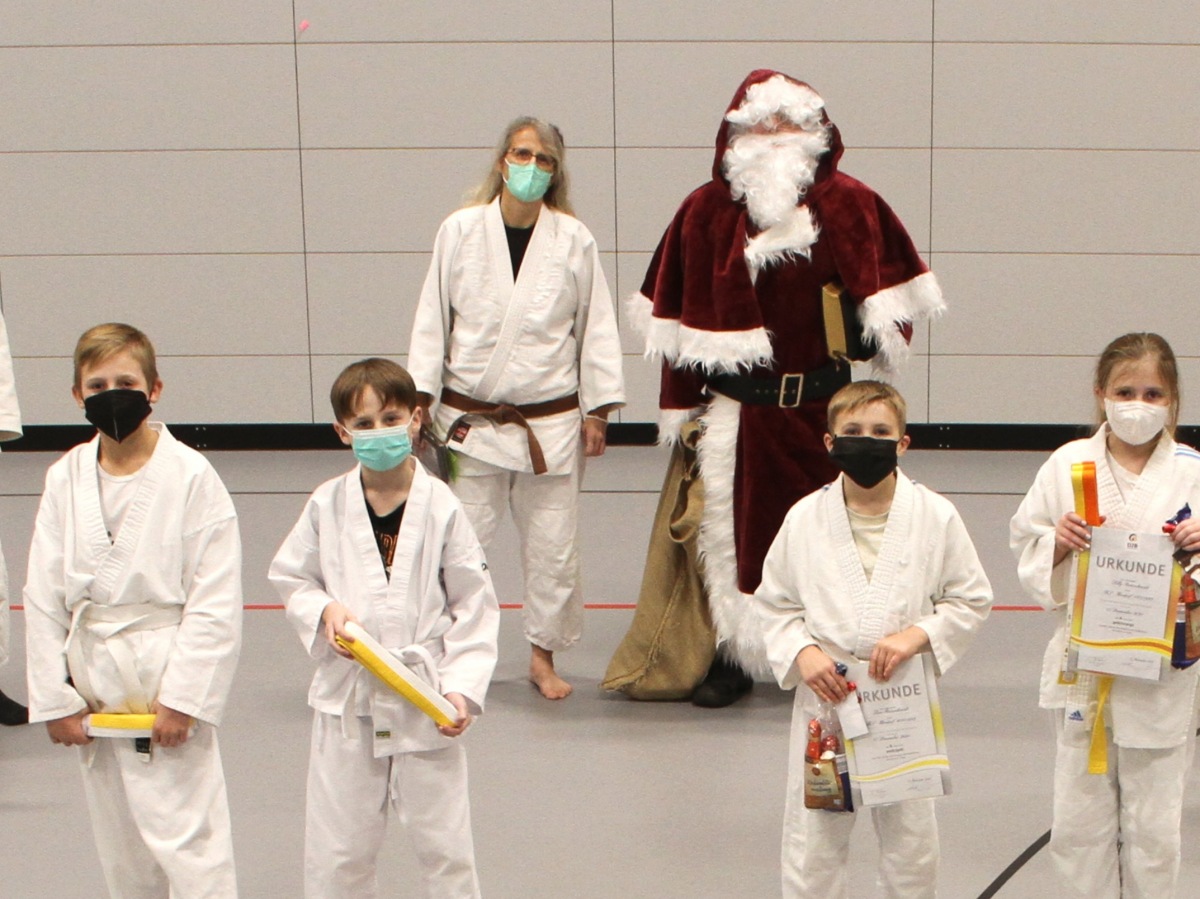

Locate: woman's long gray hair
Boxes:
[468,116,573,214]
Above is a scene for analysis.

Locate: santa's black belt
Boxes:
[439,388,580,475]
[708,363,851,408]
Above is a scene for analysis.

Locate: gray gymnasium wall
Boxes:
[0,3,1197,612]
[2,1,1197,428]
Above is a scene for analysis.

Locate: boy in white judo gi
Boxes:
[24,323,243,898]
[754,380,992,898]
[270,358,500,899]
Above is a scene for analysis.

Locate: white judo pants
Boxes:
[782,768,938,899]
[451,454,582,653]
[79,724,237,899]
[305,712,480,899]
[1049,714,1193,899]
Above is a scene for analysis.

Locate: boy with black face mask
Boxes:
[753,380,992,898]
[24,322,242,897]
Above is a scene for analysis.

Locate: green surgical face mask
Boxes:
[505,161,552,203]
[351,424,413,472]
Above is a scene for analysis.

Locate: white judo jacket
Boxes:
[24,424,242,726]
[0,310,20,443]
[756,472,993,722]
[407,198,625,475]
[269,461,500,756]
[0,309,21,668]
[1011,427,1200,748]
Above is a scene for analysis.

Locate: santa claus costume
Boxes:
[627,70,944,703]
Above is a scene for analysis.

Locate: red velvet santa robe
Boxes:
[627,70,944,673]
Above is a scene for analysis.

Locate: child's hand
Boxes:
[1171,516,1200,554]
[1054,511,1105,564]
[437,692,473,738]
[869,626,930,682]
[795,645,850,703]
[151,701,193,748]
[321,602,359,659]
[46,710,92,746]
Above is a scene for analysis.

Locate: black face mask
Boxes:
[829,435,899,489]
[83,389,152,443]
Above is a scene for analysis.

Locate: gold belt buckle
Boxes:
[778,373,804,408]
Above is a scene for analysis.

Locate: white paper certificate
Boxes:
[1073,528,1175,681]
[843,654,949,807]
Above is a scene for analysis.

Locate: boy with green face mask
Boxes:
[270,357,499,898]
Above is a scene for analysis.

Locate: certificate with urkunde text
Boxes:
[843,654,950,808]
[1069,527,1176,682]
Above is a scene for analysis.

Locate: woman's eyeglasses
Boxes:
[506,148,555,171]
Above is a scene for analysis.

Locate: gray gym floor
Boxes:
[2,447,1198,897]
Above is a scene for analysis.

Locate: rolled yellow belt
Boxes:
[335,622,458,728]
[84,713,157,739]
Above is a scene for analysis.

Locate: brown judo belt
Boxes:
[439,387,579,475]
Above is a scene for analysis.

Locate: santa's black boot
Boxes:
[691,655,753,708]
[0,688,28,726]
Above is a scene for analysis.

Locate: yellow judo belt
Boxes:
[1069,462,1115,774]
[335,622,457,728]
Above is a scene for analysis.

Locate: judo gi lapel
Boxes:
[475,199,555,401]
[825,473,915,660]
[76,435,115,567]
[384,463,432,647]
[854,473,915,659]
[343,467,391,615]
[87,423,172,603]
[825,476,871,628]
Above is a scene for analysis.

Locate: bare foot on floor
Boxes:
[529,646,573,700]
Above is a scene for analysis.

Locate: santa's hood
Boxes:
[712,69,844,186]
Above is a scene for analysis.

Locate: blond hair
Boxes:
[330,358,418,423]
[467,117,573,214]
[1095,332,1179,435]
[73,323,158,389]
[827,380,908,434]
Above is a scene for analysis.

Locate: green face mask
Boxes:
[505,161,552,203]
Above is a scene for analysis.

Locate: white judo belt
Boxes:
[338,629,452,756]
[65,600,183,716]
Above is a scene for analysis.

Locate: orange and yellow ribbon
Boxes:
[1068,462,1115,774]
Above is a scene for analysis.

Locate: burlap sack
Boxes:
[602,422,717,700]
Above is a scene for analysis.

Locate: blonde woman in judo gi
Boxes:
[1011,332,1200,899]
[270,358,500,899]
[24,323,242,898]
[0,307,26,725]
[754,381,992,898]
[407,116,625,699]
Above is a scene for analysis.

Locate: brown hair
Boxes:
[468,116,573,214]
[827,380,908,434]
[73,323,158,389]
[330,358,418,423]
[1095,332,1179,435]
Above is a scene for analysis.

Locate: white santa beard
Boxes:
[723,131,826,230]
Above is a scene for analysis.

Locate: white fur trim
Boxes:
[656,407,700,446]
[644,315,682,361]
[694,394,770,677]
[859,271,946,376]
[624,291,655,339]
[677,323,773,375]
[725,76,825,132]
[743,205,820,271]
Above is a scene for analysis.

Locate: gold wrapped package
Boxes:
[335,622,458,728]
